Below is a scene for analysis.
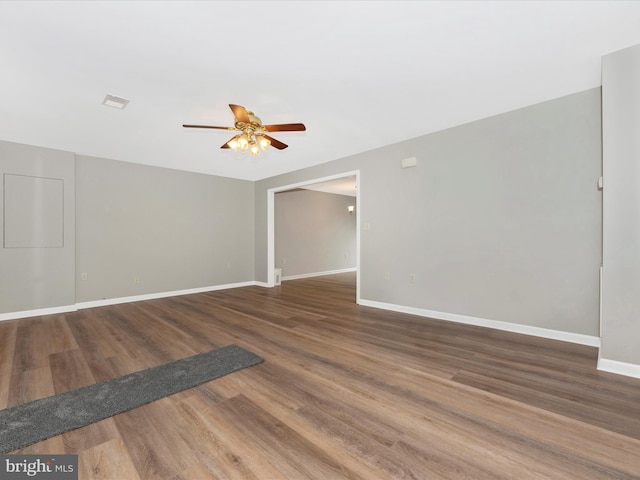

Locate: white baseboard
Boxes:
[75,281,259,310]
[1,281,260,321]
[597,358,640,379]
[282,267,357,281]
[0,304,78,322]
[358,298,601,347]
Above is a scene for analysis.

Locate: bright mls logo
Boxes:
[0,455,77,480]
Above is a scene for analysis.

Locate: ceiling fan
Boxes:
[183,104,306,155]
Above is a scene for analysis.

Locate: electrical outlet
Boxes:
[282,258,286,265]
[384,272,390,281]
[81,273,88,281]
[134,276,140,283]
[409,273,416,283]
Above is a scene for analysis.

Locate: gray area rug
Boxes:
[0,344,263,453]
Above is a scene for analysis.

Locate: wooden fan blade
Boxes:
[263,123,306,132]
[229,104,250,123]
[221,142,231,149]
[183,124,235,130]
[263,134,288,150]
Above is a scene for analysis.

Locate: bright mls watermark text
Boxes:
[0,455,77,480]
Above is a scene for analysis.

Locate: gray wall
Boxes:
[1,142,255,315]
[75,155,254,302]
[601,44,640,365]
[256,88,602,336]
[275,189,356,277]
[1,140,76,313]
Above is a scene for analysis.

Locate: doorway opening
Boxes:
[267,170,361,303]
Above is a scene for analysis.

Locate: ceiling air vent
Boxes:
[102,94,129,110]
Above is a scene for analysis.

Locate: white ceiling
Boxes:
[2,1,640,181]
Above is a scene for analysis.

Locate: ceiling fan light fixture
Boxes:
[238,134,249,150]
[183,104,304,156]
[227,135,240,150]
[257,135,271,150]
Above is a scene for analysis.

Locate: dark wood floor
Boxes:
[2,272,640,479]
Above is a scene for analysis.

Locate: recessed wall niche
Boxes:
[3,174,64,248]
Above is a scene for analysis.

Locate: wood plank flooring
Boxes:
[2,272,640,479]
